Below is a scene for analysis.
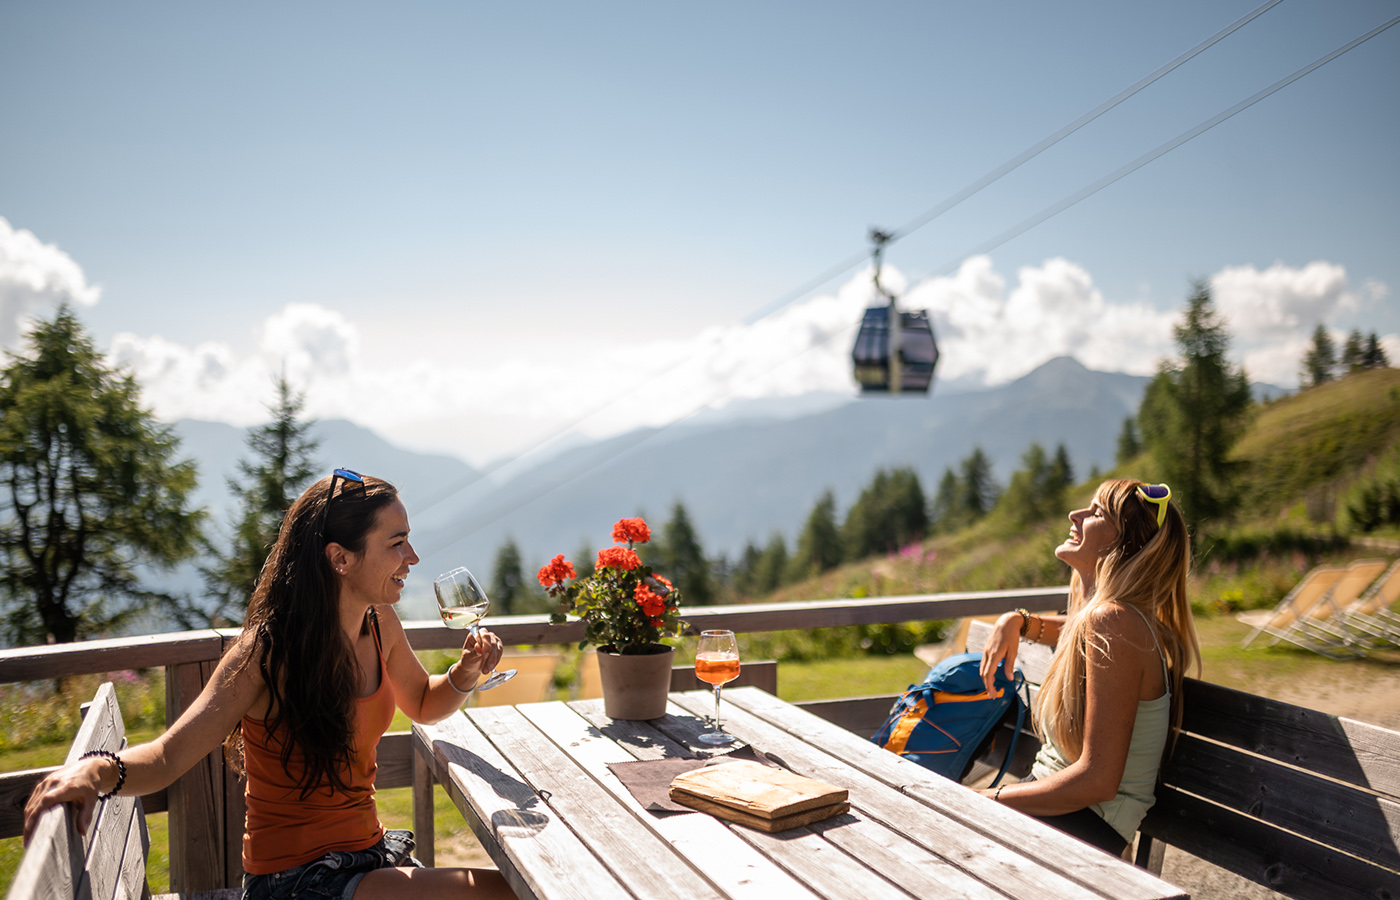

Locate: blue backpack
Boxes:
[871,652,1029,787]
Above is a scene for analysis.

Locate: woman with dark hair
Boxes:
[24,471,514,900]
[977,479,1200,856]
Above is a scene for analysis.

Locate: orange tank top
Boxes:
[241,612,396,874]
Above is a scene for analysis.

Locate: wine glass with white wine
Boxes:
[434,566,516,690]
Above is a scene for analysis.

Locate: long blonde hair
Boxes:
[1033,478,1199,761]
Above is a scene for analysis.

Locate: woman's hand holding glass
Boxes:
[435,567,516,690]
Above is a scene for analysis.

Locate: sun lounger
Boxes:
[1333,558,1400,648]
[1287,558,1391,656]
[1238,564,1348,654]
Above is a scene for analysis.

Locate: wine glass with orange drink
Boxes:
[695,629,740,745]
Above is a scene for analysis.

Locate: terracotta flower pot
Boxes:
[596,644,675,720]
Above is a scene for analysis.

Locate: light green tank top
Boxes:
[1029,606,1172,842]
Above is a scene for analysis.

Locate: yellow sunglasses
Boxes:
[1135,483,1171,529]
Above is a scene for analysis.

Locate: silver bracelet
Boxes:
[445,662,475,695]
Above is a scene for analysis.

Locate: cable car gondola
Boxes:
[851,230,939,395]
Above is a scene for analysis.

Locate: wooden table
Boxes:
[411,687,1189,900]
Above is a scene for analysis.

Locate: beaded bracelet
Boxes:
[79,750,126,801]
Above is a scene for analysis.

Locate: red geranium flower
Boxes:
[611,517,651,545]
[596,546,641,572]
[537,554,576,588]
[634,583,665,617]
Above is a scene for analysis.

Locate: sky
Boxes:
[2,1,1397,468]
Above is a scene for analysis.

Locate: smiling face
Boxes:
[1054,490,1120,586]
[337,498,419,608]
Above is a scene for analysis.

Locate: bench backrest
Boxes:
[6,682,149,900]
[1141,678,1400,900]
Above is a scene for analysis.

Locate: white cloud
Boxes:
[908,255,1177,385]
[96,256,1390,465]
[1209,261,1379,386]
[0,217,101,351]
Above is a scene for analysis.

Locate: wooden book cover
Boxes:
[669,760,848,819]
[670,794,851,832]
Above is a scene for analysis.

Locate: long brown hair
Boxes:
[224,472,399,796]
[1033,478,1200,761]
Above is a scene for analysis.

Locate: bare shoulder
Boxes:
[1083,603,1157,660]
[374,604,410,652]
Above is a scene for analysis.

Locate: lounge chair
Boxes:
[1334,558,1400,648]
[1287,558,1391,656]
[1238,564,1347,654]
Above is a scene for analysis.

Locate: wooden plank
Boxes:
[0,632,227,683]
[467,705,732,900]
[1177,678,1400,794]
[399,587,1070,651]
[82,791,140,900]
[717,687,1188,900]
[3,803,79,900]
[111,802,150,900]
[525,700,860,900]
[374,731,414,790]
[667,691,1121,900]
[1140,787,1398,900]
[1161,732,1400,869]
[670,660,777,695]
[412,713,633,900]
[411,744,435,868]
[164,662,223,894]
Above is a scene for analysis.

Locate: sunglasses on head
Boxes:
[318,468,365,540]
[1135,483,1171,529]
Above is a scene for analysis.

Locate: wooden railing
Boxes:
[0,586,1067,891]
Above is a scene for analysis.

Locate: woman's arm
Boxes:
[979,611,1066,697]
[978,604,1146,815]
[379,605,504,725]
[24,638,265,843]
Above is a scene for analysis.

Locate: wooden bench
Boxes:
[7,682,151,900]
[798,618,1400,900]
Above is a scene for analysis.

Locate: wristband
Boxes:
[445,662,475,695]
[80,750,126,801]
[993,784,1005,802]
[1014,608,1032,638]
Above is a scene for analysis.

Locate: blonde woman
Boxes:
[977,479,1199,855]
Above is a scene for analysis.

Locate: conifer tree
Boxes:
[1300,323,1336,387]
[0,306,204,645]
[929,467,959,532]
[1138,282,1252,530]
[489,537,528,615]
[1340,329,1366,374]
[658,501,713,605]
[1116,417,1141,465]
[752,533,788,594]
[1363,332,1390,369]
[789,490,843,580]
[199,374,319,626]
[958,448,999,522]
[843,468,927,559]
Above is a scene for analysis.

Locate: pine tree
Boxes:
[1115,417,1141,465]
[1340,329,1366,374]
[199,374,319,626]
[489,538,527,615]
[1051,443,1074,489]
[659,501,713,606]
[1138,282,1252,530]
[958,448,999,522]
[730,540,764,597]
[1300,323,1336,387]
[842,468,927,559]
[1363,332,1390,369]
[929,467,959,532]
[789,490,843,580]
[0,306,204,645]
[999,442,1068,525]
[752,533,788,594]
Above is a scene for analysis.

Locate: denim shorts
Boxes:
[242,830,423,900]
